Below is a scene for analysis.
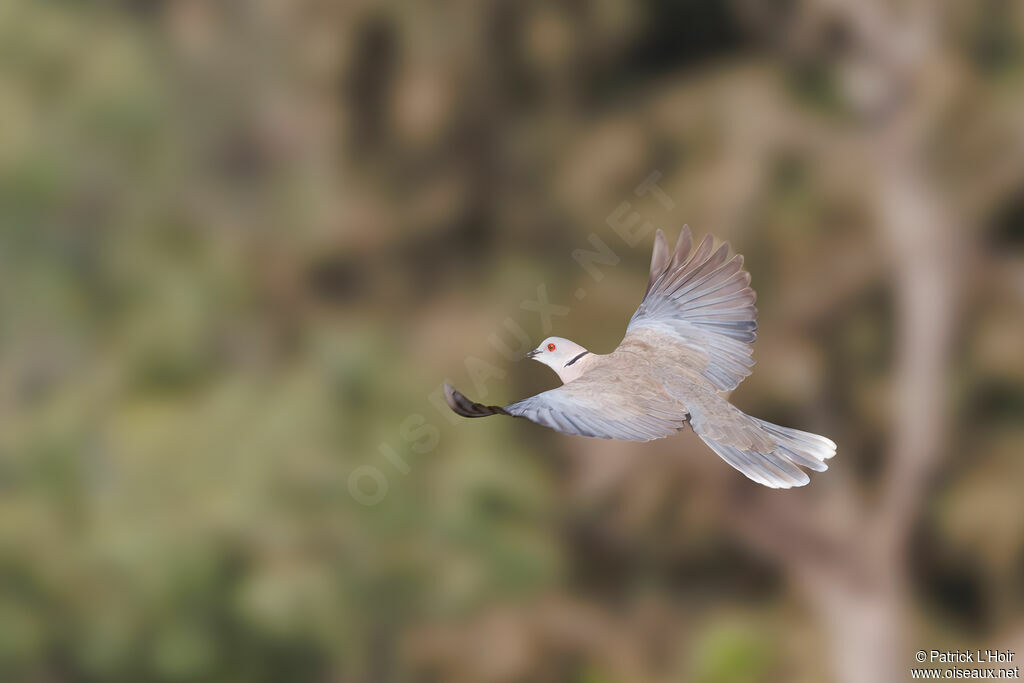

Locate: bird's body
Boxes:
[444,227,836,488]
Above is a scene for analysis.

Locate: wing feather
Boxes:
[625,226,757,391]
[506,384,686,441]
[444,368,689,443]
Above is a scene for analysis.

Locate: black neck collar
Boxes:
[564,351,589,367]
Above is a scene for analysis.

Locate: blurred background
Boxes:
[2,0,1024,682]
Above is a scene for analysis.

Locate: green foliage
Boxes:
[691,619,774,683]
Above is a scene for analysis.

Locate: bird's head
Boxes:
[526,336,590,382]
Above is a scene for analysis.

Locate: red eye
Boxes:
[547,343,556,351]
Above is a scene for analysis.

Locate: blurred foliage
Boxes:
[0,0,1023,682]
[690,618,773,683]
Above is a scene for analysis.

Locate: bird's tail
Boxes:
[688,398,836,489]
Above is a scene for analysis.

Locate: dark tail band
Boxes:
[443,383,508,418]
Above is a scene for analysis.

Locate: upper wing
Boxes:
[444,374,688,442]
[624,226,757,392]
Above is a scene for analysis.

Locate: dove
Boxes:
[444,226,836,488]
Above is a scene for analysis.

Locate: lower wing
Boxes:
[444,381,687,442]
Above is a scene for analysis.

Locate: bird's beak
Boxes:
[523,348,540,360]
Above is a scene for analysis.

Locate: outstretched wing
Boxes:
[444,377,687,442]
[624,226,757,392]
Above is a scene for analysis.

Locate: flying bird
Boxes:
[444,227,836,488]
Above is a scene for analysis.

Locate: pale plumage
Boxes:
[444,226,836,488]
